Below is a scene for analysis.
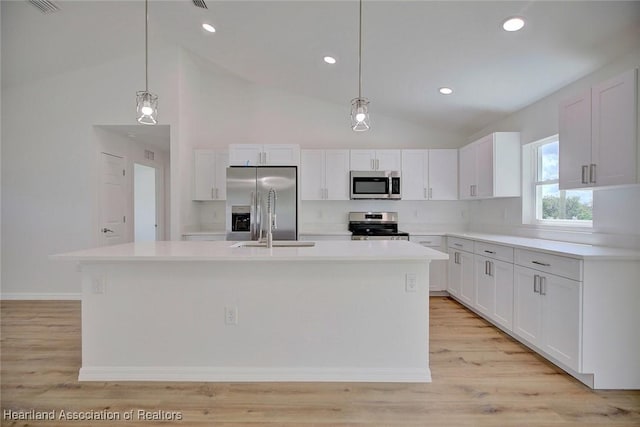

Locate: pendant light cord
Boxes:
[358,0,362,99]
[145,0,149,92]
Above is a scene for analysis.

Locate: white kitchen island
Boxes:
[54,240,447,383]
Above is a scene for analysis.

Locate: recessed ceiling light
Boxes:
[439,87,453,95]
[323,56,337,65]
[502,17,525,32]
[202,23,216,33]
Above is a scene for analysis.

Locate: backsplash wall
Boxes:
[189,200,471,235]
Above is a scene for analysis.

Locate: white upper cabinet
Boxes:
[301,150,350,200]
[229,144,300,166]
[459,132,521,200]
[428,149,458,200]
[350,149,401,171]
[560,68,638,189]
[193,149,228,201]
[401,149,458,200]
[401,150,428,200]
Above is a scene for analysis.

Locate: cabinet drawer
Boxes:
[474,241,514,263]
[411,235,442,247]
[515,249,582,281]
[447,237,474,253]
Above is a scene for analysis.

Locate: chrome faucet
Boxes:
[266,188,277,248]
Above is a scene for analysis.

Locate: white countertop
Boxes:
[447,232,640,260]
[52,240,449,263]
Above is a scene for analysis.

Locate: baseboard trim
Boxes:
[0,293,81,301]
[79,366,432,383]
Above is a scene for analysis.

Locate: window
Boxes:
[526,135,593,226]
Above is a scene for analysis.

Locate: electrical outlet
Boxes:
[225,306,238,325]
[92,276,105,294]
[405,273,417,292]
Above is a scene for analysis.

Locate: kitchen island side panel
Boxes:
[79,260,430,382]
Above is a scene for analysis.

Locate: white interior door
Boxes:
[99,152,128,246]
[134,163,157,242]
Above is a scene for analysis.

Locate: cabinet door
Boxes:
[214,151,228,200]
[559,92,592,189]
[492,259,514,330]
[428,149,458,200]
[458,251,475,306]
[475,135,494,198]
[376,150,402,171]
[459,144,476,199]
[324,150,350,200]
[301,150,325,200]
[447,249,461,297]
[591,68,638,187]
[513,266,542,347]
[264,144,300,166]
[474,256,494,317]
[350,150,376,170]
[401,150,428,200]
[229,144,263,166]
[193,150,216,200]
[541,274,581,371]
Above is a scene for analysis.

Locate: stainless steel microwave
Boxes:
[350,171,401,200]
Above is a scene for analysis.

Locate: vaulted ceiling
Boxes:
[3,0,640,136]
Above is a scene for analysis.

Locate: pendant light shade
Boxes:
[351,97,370,131]
[136,0,158,125]
[136,91,158,125]
[350,0,370,132]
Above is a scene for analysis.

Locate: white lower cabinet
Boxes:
[412,235,446,291]
[446,234,640,389]
[514,265,581,372]
[474,256,514,330]
[447,248,473,301]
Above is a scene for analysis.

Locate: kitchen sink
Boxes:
[231,241,316,248]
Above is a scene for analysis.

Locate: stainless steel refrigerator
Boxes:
[226,166,298,241]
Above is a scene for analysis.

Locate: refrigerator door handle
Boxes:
[256,192,263,241]
[250,191,256,240]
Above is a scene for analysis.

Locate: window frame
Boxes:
[522,135,593,229]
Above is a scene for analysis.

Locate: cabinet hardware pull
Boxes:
[532,261,551,267]
[453,243,463,247]
[455,252,460,264]
[590,164,596,184]
[102,228,114,233]
[540,276,547,295]
[211,188,215,199]
[485,260,489,275]
[533,275,540,293]
[484,250,495,254]
[489,261,493,277]
[215,188,219,199]
[581,165,589,184]
[429,188,433,199]
[420,241,432,244]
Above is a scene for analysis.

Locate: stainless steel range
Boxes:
[348,212,409,240]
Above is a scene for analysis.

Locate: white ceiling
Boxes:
[3,0,640,136]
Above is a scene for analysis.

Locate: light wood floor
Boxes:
[1,297,638,426]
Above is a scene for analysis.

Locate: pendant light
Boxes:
[350,0,370,132]
[136,0,158,125]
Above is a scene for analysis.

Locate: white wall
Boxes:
[179,50,467,233]
[465,49,640,249]
[1,46,181,298]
